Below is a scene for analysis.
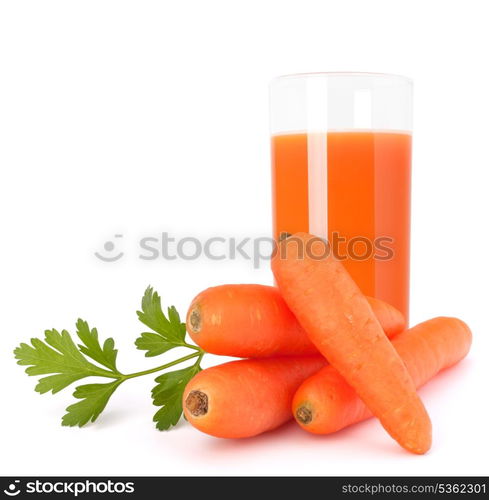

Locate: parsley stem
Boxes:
[121,351,202,380]
[195,352,204,368]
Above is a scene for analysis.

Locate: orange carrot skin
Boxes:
[182,356,327,438]
[293,317,472,434]
[186,284,405,358]
[366,295,406,339]
[272,233,432,454]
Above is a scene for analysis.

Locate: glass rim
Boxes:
[271,71,412,85]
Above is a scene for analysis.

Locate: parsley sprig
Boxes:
[14,287,205,430]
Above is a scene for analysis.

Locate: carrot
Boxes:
[183,355,327,438]
[272,232,432,454]
[186,284,405,358]
[293,317,472,434]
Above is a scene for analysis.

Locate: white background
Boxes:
[1,0,488,477]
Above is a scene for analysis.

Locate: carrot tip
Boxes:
[295,405,312,425]
[188,307,201,334]
[185,390,208,417]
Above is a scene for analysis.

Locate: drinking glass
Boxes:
[270,72,413,320]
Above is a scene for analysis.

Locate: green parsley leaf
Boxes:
[62,381,123,427]
[76,319,119,372]
[14,328,116,394]
[135,286,187,357]
[134,332,176,357]
[14,323,123,426]
[152,362,201,431]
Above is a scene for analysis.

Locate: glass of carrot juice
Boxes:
[270,73,412,321]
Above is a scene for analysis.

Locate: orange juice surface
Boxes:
[272,131,411,320]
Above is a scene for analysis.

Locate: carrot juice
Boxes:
[271,131,411,319]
